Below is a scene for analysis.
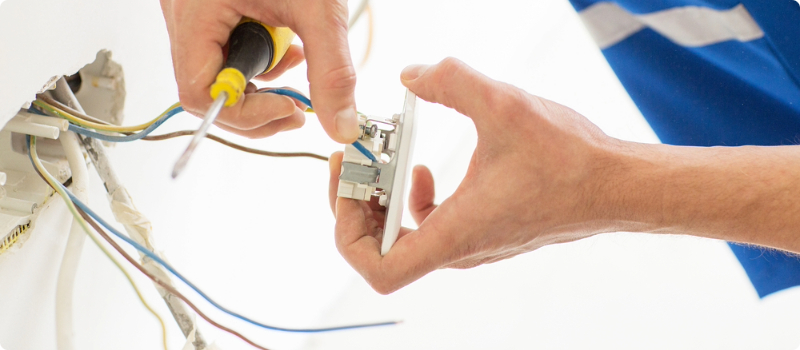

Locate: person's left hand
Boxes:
[327,58,623,294]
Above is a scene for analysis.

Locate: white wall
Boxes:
[0,0,798,350]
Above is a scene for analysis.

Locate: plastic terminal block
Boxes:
[0,222,31,255]
[0,109,72,256]
[337,90,417,255]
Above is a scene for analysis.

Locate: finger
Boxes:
[210,93,298,131]
[213,107,305,139]
[337,196,467,294]
[255,86,310,110]
[409,165,437,225]
[335,197,383,278]
[172,5,240,124]
[253,45,306,82]
[328,151,344,215]
[400,57,511,125]
[293,2,360,143]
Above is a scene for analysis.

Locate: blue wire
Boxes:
[68,106,184,142]
[65,89,379,161]
[70,189,398,332]
[26,135,397,332]
[260,88,312,108]
[351,141,377,162]
[260,89,379,162]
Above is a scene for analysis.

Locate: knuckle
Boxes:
[368,279,398,295]
[432,57,464,85]
[177,89,204,116]
[438,56,464,71]
[287,112,306,130]
[488,84,529,117]
[429,58,466,104]
[317,0,349,29]
[316,64,357,92]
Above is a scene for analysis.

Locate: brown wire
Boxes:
[36,96,329,162]
[28,159,272,350]
[142,131,329,161]
[38,94,111,125]
[77,209,272,350]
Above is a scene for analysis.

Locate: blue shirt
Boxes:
[568,0,800,297]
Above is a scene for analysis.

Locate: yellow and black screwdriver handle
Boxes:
[210,19,295,107]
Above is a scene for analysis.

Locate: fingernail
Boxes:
[401,64,430,82]
[335,108,360,142]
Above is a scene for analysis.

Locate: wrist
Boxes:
[584,139,670,235]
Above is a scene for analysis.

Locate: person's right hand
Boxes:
[328,58,627,294]
[160,0,360,141]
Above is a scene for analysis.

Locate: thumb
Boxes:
[294,5,360,144]
[400,57,504,123]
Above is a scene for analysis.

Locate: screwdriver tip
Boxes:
[170,92,228,180]
[171,154,189,179]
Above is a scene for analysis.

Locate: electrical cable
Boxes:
[347,0,374,68]
[64,106,183,142]
[359,2,375,68]
[256,89,379,162]
[30,133,268,350]
[142,131,329,161]
[257,88,312,109]
[27,135,398,333]
[45,88,379,161]
[32,99,180,133]
[348,0,369,29]
[38,94,109,125]
[66,187,399,332]
[26,135,169,350]
[55,130,89,350]
[76,208,273,350]
[37,97,327,162]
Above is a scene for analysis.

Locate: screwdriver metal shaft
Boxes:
[171,91,228,178]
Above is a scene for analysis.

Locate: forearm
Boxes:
[602,141,800,253]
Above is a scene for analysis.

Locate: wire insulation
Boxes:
[66,189,399,332]
[27,136,169,350]
[65,106,183,142]
[33,99,179,133]
[28,131,397,333]
[257,89,378,161]
[29,135,271,350]
[143,130,329,161]
[77,209,273,350]
[37,89,378,161]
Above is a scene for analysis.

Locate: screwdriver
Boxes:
[172,19,295,178]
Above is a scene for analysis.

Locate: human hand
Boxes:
[328,58,625,294]
[160,0,359,141]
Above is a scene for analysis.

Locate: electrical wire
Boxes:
[348,0,369,29]
[37,98,327,162]
[38,94,109,125]
[43,89,378,162]
[26,135,169,350]
[65,187,399,332]
[30,135,274,350]
[347,0,374,68]
[256,89,379,162]
[56,130,89,350]
[28,135,396,333]
[142,131,329,161]
[359,2,375,68]
[32,99,180,133]
[64,106,183,142]
[76,208,273,350]
[258,88,312,108]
